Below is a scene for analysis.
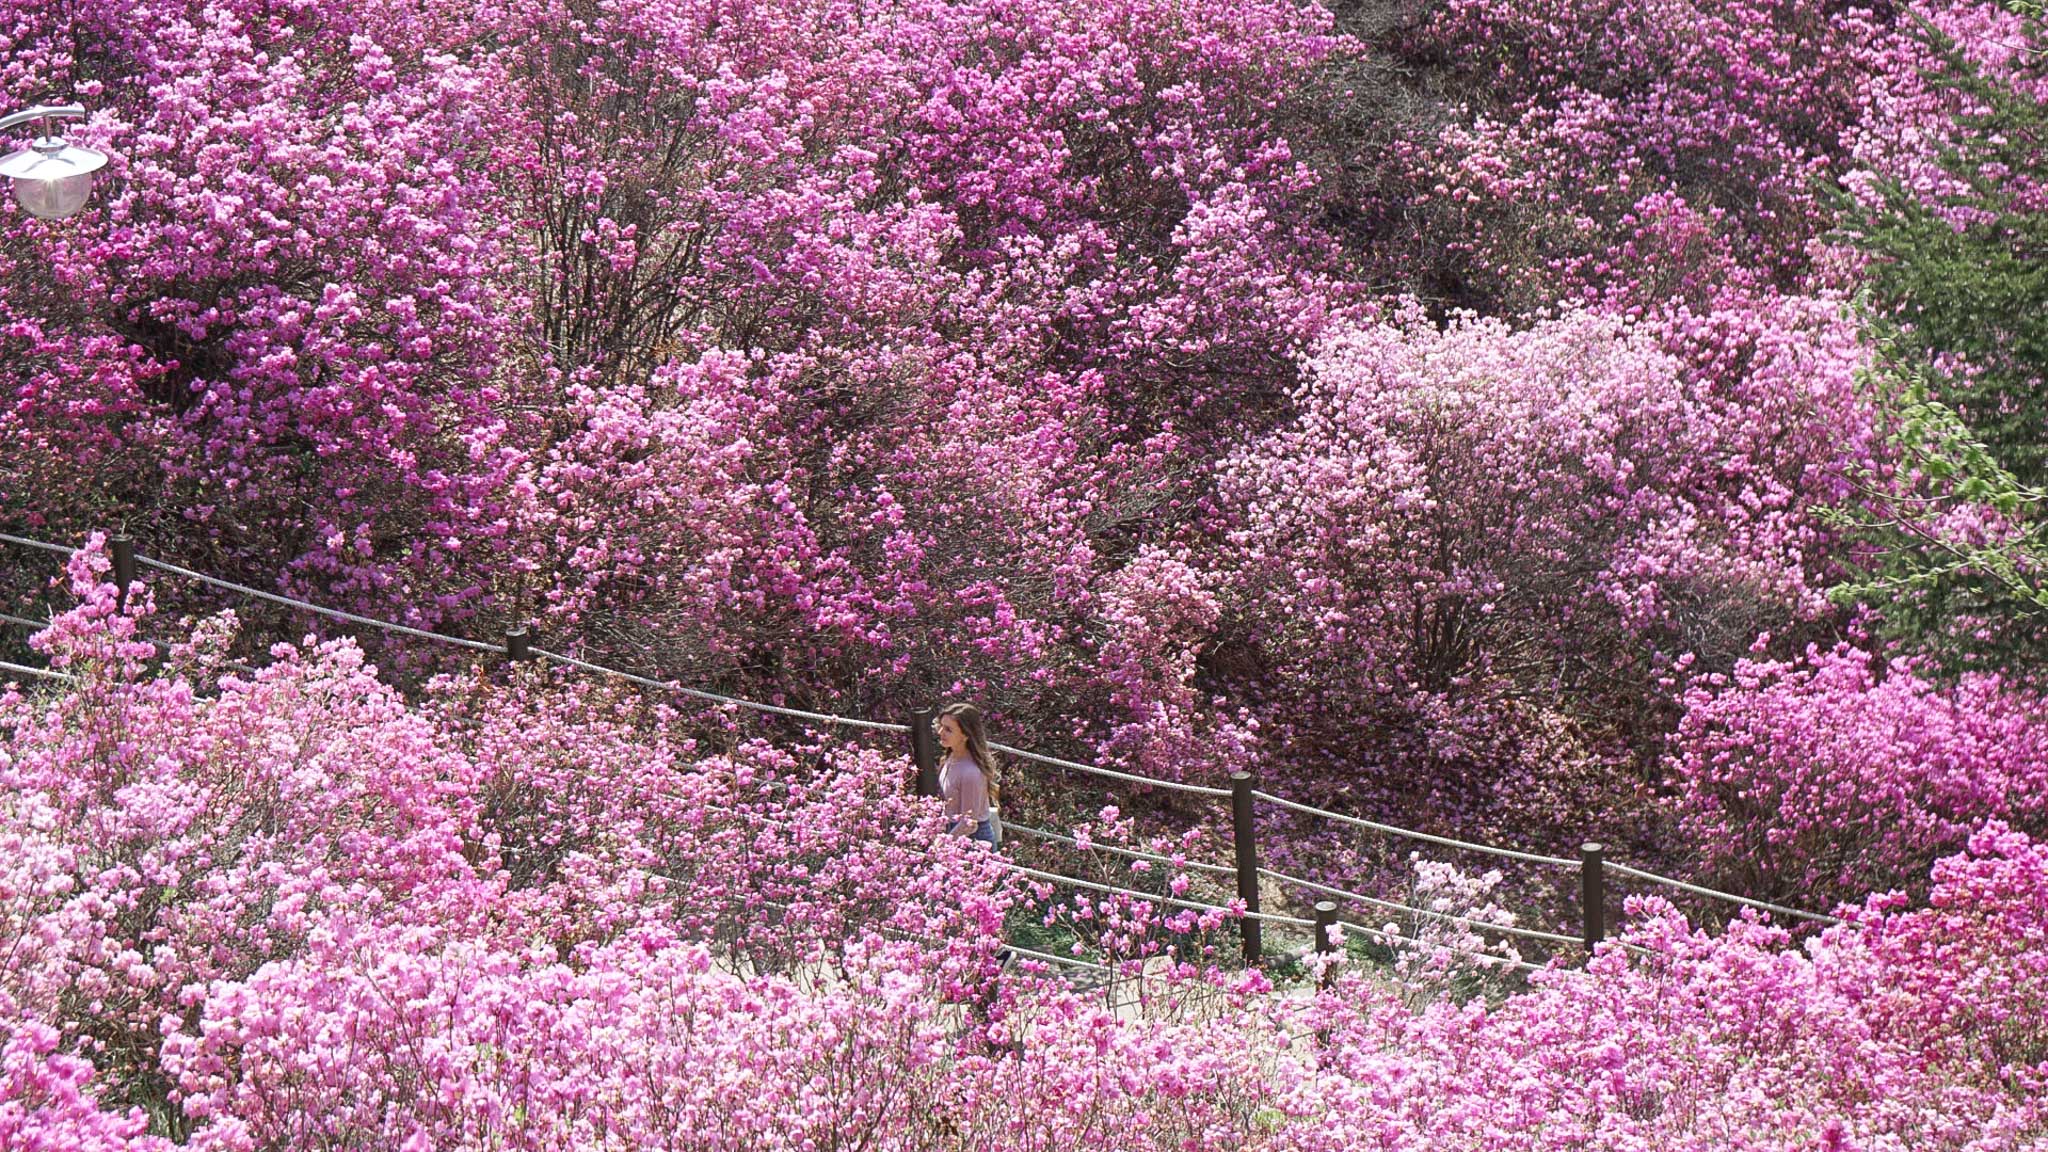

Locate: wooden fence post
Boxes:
[1313,900,1338,987]
[504,628,532,662]
[1581,841,1606,954]
[1232,771,1261,965]
[110,537,135,613]
[910,707,939,798]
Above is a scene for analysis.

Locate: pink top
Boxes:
[940,754,991,834]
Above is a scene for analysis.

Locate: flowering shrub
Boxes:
[1,544,2047,1150]
[1669,642,2048,905]
[0,0,1351,723]
[1396,0,1903,312]
[1275,825,2048,1149]
[1209,305,1868,851]
[1012,805,1239,973]
[1373,856,1528,1004]
[0,546,1009,1136]
[3,0,2048,1141]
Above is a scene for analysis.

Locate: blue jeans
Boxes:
[971,818,1001,848]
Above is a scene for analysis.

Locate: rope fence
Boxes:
[134,554,505,654]
[0,660,72,683]
[1253,790,1580,869]
[1607,862,1843,926]
[0,533,75,557]
[1003,822,1237,877]
[0,530,1851,967]
[530,646,909,734]
[1004,862,1318,928]
[1,610,263,677]
[753,897,1116,977]
[990,741,1231,798]
[1259,865,1581,946]
[1331,918,1547,974]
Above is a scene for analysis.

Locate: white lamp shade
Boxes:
[0,140,108,220]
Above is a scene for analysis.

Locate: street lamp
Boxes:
[0,104,107,221]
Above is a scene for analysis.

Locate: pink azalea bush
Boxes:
[0,0,1351,693]
[1209,304,1870,852]
[2,0,2047,1140]
[1669,642,2048,906]
[1393,0,1983,312]
[1277,823,2048,1149]
[0,545,1009,1139]
[0,545,2044,1148]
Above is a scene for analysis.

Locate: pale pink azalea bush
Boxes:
[1209,304,1870,856]
[1278,826,2048,1150]
[164,927,1291,1151]
[1670,641,2048,906]
[1017,805,1241,974]
[0,547,1009,1137]
[1370,855,1528,1004]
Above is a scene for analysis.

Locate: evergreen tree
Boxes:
[1834,2,2048,677]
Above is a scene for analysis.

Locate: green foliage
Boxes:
[1827,329,2048,676]
[1852,14,2048,484]
[1833,10,2048,676]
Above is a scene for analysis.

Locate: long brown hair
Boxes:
[938,701,999,796]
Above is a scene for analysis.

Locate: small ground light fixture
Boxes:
[0,104,108,221]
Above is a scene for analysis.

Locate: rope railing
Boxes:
[0,659,72,683]
[1004,862,1318,928]
[0,531,903,730]
[1,611,263,677]
[1259,865,1582,946]
[990,742,1232,798]
[752,897,1116,977]
[133,554,506,654]
[0,532,75,557]
[1252,790,1581,869]
[530,646,910,733]
[1011,832,1561,977]
[998,941,1117,975]
[0,530,1849,953]
[1606,861,1844,926]
[1331,918,1547,974]
[1003,822,1236,877]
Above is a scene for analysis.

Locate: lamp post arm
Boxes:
[0,104,87,135]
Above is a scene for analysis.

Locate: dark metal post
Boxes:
[110,537,135,613]
[1232,771,1261,965]
[910,707,939,798]
[504,628,532,662]
[1313,900,1338,987]
[1581,841,1606,953]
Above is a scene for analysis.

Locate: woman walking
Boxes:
[934,702,1001,848]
